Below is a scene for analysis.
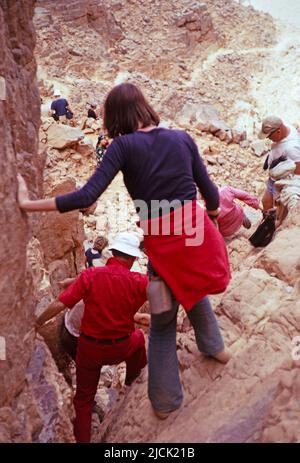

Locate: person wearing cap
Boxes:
[50,89,72,123]
[258,116,300,212]
[35,232,149,443]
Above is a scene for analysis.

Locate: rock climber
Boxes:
[35,232,149,443]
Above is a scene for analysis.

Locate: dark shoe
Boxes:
[125,369,142,386]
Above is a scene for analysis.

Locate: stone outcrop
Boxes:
[44,123,84,150]
[0,338,74,443]
[0,1,75,442]
[0,0,39,421]
[36,0,123,43]
[175,3,213,40]
[254,204,300,287]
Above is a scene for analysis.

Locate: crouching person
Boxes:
[36,232,148,443]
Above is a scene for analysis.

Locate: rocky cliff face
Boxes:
[0,1,75,443]
[0,0,39,423]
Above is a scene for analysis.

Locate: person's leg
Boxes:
[262,181,274,212]
[275,201,288,227]
[60,322,78,360]
[73,338,102,443]
[262,189,274,212]
[242,213,251,229]
[124,329,147,386]
[148,298,183,415]
[187,296,229,363]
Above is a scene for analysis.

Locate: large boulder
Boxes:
[46,124,84,150]
[254,205,300,286]
[217,268,291,331]
[76,138,94,157]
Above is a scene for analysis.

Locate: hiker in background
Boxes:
[84,235,108,268]
[18,82,231,422]
[217,185,261,238]
[50,89,72,123]
[87,103,97,120]
[258,116,300,212]
[95,133,110,164]
[35,232,149,443]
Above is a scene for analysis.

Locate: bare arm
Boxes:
[35,299,65,328]
[134,312,150,326]
[59,277,76,289]
[229,186,260,209]
[17,174,58,211]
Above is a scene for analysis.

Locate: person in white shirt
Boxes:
[258,116,300,212]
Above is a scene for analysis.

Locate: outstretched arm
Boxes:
[18,139,125,214]
[230,186,261,209]
[18,174,58,211]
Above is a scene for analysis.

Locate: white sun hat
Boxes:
[54,89,61,96]
[109,232,142,258]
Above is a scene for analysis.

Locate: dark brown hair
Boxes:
[103,83,160,138]
[93,235,108,252]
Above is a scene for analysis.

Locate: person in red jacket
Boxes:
[37,232,148,443]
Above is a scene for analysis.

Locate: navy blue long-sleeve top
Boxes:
[56,128,219,215]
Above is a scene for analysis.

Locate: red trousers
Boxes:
[73,329,147,443]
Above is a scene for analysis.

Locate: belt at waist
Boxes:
[80,332,129,345]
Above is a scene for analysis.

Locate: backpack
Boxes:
[249,210,276,247]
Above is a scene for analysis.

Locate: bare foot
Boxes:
[153,409,172,420]
[211,350,231,364]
